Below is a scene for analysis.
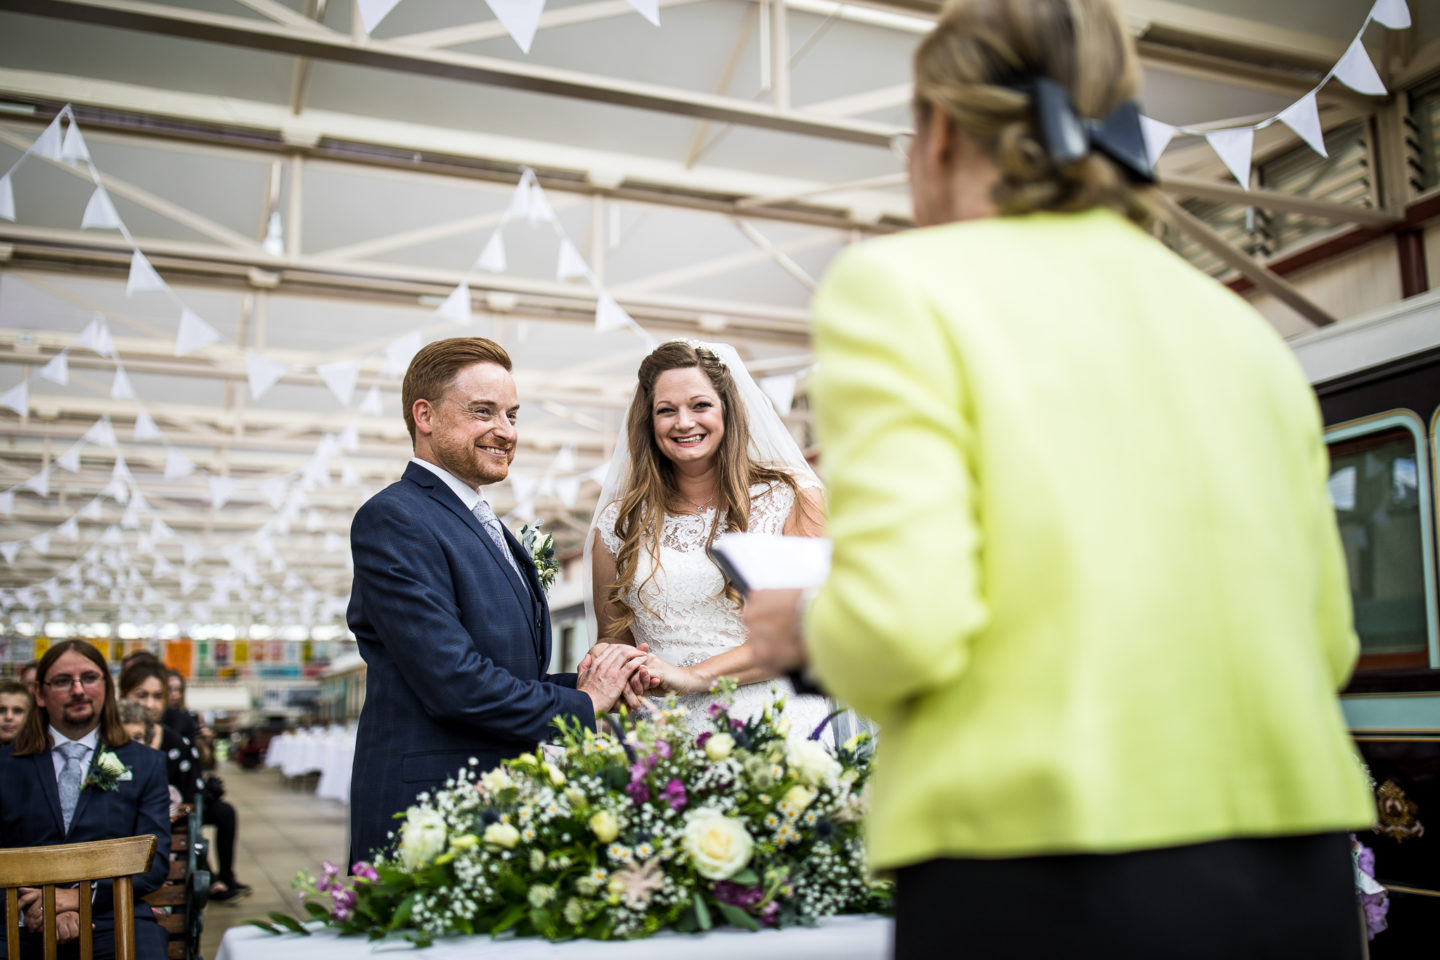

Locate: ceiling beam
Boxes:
[0,0,898,146]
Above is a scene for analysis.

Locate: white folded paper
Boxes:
[710,533,831,593]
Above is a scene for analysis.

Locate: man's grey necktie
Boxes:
[474,499,524,582]
[57,741,87,832]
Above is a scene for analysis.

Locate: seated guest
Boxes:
[116,701,183,823]
[19,661,38,700]
[160,671,207,764]
[0,679,30,745]
[0,640,170,960]
[118,663,250,904]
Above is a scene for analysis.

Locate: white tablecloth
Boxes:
[264,729,357,805]
[217,915,891,960]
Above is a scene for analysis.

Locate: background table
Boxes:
[217,914,891,959]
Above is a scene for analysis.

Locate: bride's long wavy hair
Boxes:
[608,342,813,632]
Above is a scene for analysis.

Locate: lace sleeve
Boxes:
[596,500,624,558]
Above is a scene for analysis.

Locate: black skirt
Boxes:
[893,831,1362,959]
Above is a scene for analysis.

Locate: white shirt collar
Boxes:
[410,456,489,513]
[49,724,99,751]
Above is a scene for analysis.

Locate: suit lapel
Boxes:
[34,748,65,835]
[501,524,548,665]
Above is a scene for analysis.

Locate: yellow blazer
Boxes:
[805,208,1374,870]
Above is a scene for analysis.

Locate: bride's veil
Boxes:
[580,339,820,650]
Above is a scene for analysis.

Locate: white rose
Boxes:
[96,751,125,777]
[545,763,566,786]
[483,822,520,849]
[480,767,514,793]
[782,785,817,813]
[589,810,619,844]
[682,810,753,880]
[787,739,841,786]
[398,807,448,871]
[704,732,735,762]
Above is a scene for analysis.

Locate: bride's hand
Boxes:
[643,655,708,696]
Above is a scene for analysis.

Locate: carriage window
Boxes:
[1326,425,1433,665]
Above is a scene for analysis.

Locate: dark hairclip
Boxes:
[1028,75,1155,184]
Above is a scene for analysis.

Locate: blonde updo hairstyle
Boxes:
[914,0,1156,226]
[607,342,814,632]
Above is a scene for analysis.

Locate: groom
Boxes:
[347,337,646,867]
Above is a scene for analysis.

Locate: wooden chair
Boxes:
[142,802,209,960]
[0,834,157,960]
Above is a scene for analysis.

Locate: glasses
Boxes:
[45,672,105,691]
[890,132,915,164]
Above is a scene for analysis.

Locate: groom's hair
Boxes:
[403,337,513,443]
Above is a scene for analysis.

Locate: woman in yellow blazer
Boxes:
[797,0,1375,955]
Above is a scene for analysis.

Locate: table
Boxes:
[217,914,891,959]
[264,729,357,805]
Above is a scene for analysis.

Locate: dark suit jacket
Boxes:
[346,462,594,866]
[0,738,170,960]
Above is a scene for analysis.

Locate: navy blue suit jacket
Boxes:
[0,737,170,959]
[347,462,594,866]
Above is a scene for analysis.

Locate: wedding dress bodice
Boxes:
[597,480,833,742]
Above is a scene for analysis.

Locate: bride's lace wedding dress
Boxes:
[596,479,833,744]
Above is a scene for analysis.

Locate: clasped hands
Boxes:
[575,642,711,716]
[17,887,85,943]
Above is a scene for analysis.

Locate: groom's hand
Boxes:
[577,643,647,715]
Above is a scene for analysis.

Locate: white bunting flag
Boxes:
[626,0,660,26]
[1371,0,1411,30]
[175,307,222,356]
[81,185,122,230]
[317,360,360,406]
[1276,93,1327,158]
[0,542,18,565]
[435,281,472,326]
[38,351,69,386]
[179,571,199,596]
[1205,127,1255,189]
[60,122,90,165]
[383,330,423,378]
[83,415,115,447]
[555,475,581,509]
[595,293,633,333]
[245,351,288,400]
[556,239,591,282]
[356,0,404,32]
[485,0,545,54]
[30,533,52,556]
[31,115,64,161]
[338,422,360,453]
[359,385,384,417]
[56,444,82,473]
[153,555,174,578]
[760,374,798,415]
[76,315,116,357]
[475,232,507,273]
[163,447,195,481]
[209,475,240,509]
[56,517,80,540]
[182,542,204,566]
[0,174,14,222]
[150,517,174,541]
[24,468,50,498]
[81,497,103,520]
[133,409,163,441]
[0,491,12,516]
[258,477,288,510]
[126,250,167,297]
[553,444,577,473]
[1332,38,1387,96]
[0,379,27,417]
[1138,116,1177,168]
[505,174,534,220]
[341,462,364,488]
[100,525,123,545]
[527,179,555,224]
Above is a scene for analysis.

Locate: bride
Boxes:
[585,340,832,741]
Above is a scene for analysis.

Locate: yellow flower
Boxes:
[545,763,566,786]
[483,822,520,849]
[589,810,620,844]
[782,785,818,813]
[449,833,479,850]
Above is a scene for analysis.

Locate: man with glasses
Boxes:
[0,639,170,960]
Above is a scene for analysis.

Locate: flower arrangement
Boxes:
[255,688,887,944]
[519,521,559,593]
[83,748,129,792]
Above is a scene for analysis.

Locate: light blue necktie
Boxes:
[57,741,87,833]
[473,499,524,582]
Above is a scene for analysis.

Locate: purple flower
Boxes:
[707,702,728,719]
[759,901,780,927]
[713,881,763,909]
[731,718,744,732]
[317,860,341,893]
[626,780,651,804]
[655,740,672,760]
[661,778,687,811]
[696,731,712,749]
[330,888,357,922]
[351,861,379,882]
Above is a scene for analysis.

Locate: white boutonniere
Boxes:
[83,748,130,792]
[519,521,559,593]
